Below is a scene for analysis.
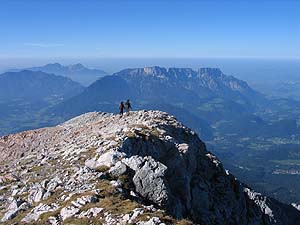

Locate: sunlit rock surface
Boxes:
[0,110,299,224]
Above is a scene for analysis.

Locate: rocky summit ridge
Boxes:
[115,66,255,95]
[0,110,300,225]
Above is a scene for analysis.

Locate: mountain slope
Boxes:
[50,75,135,118]
[116,67,261,103]
[0,111,299,224]
[0,70,84,136]
[27,63,107,86]
[0,70,84,101]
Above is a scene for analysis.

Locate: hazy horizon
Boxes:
[1,57,299,86]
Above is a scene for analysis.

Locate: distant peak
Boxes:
[117,66,226,79]
[45,63,62,67]
[68,63,85,70]
[142,66,166,75]
[198,68,223,76]
[41,63,86,70]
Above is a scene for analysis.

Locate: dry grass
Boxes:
[29,165,43,173]
[95,180,117,197]
[63,216,104,225]
[82,147,98,158]
[1,178,194,225]
[15,192,29,199]
[37,210,60,224]
[94,165,110,173]
[99,196,138,215]
[26,176,45,184]
[124,131,137,138]
[40,189,64,205]
[88,180,138,215]
[2,190,65,225]
[61,180,138,222]
[135,210,165,222]
[72,147,98,166]
[176,219,194,225]
[134,124,149,129]
[0,186,9,196]
[135,210,193,225]
[33,191,96,224]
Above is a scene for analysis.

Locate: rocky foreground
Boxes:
[0,110,300,225]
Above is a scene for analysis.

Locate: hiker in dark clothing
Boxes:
[125,99,132,114]
[119,101,125,116]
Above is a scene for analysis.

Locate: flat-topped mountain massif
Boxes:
[1,111,300,224]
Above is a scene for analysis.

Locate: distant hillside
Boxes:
[26,63,107,86]
[49,75,135,120]
[0,70,84,135]
[0,70,84,101]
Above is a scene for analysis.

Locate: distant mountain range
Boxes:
[25,63,107,86]
[0,70,84,135]
[116,66,265,112]
[51,66,261,110]
[48,66,266,139]
[0,70,84,102]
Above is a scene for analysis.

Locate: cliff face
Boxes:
[115,66,259,101]
[0,111,299,225]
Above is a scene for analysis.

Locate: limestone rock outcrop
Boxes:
[0,110,299,224]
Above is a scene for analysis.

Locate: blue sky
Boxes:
[0,0,299,59]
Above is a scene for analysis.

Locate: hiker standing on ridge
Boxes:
[119,101,125,116]
[125,99,132,114]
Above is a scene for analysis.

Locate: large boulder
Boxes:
[128,156,168,205]
[85,150,126,169]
